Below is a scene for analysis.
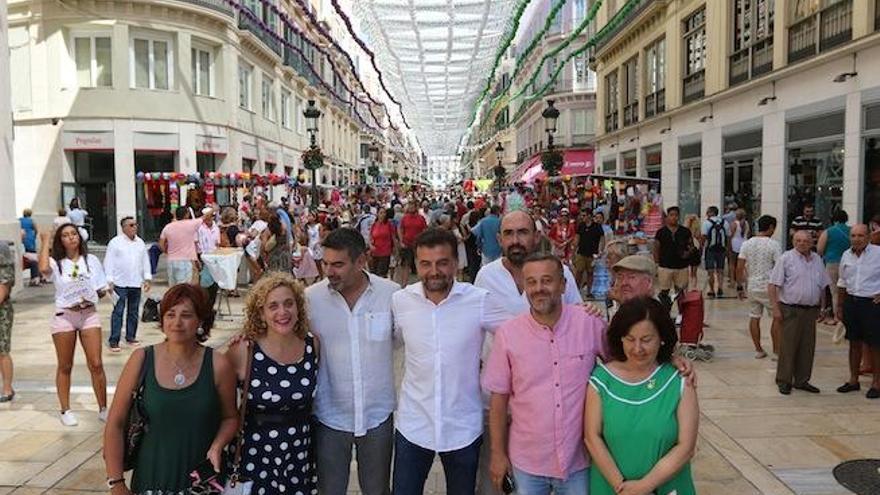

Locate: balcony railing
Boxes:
[595,0,654,52]
[623,101,639,126]
[682,69,705,104]
[605,111,619,132]
[729,36,773,86]
[644,89,665,118]
[789,0,852,64]
[238,10,283,57]
[179,0,234,16]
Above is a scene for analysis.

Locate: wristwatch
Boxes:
[106,477,125,488]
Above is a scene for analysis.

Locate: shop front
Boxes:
[134,132,179,242]
[62,131,117,244]
[865,103,880,222]
[678,142,702,218]
[723,129,762,220]
[786,112,845,238]
[511,149,595,183]
[197,134,229,205]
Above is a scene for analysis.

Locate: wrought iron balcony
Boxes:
[179,0,234,16]
[623,101,639,126]
[595,0,654,53]
[729,37,773,87]
[605,110,619,132]
[644,89,665,118]
[238,9,283,57]
[788,0,852,64]
[682,69,705,104]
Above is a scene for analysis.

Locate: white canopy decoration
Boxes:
[353,0,517,158]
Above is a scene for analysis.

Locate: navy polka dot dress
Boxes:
[240,334,318,495]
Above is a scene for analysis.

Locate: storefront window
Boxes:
[724,157,762,220]
[135,151,176,242]
[644,146,662,182]
[865,137,880,222]
[787,142,844,235]
[679,161,701,218]
[72,151,116,244]
[622,151,637,177]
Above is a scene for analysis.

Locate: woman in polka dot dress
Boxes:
[228,272,319,495]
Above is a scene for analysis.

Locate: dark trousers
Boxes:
[776,304,819,386]
[392,431,481,495]
[110,286,141,346]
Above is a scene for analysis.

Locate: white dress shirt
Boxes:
[392,281,508,452]
[197,223,220,254]
[307,273,401,437]
[838,244,880,298]
[103,234,152,288]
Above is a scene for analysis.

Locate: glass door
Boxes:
[679,160,701,218]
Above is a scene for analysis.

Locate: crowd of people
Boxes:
[0,183,878,495]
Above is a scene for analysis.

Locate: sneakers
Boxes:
[109,346,122,353]
[755,350,768,359]
[126,340,141,347]
[98,407,108,422]
[60,410,79,427]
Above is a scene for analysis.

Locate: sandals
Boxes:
[0,391,15,403]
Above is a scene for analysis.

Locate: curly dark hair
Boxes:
[606,297,678,363]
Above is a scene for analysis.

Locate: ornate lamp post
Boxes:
[493,142,506,191]
[541,99,562,177]
[368,144,380,182]
[303,99,323,208]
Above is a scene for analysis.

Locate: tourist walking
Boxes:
[483,253,607,493]
[736,215,782,359]
[397,202,428,287]
[19,209,41,286]
[574,209,606,297]
[226,273,319,495]
[817,210,850,325]
[0,240,15,402]
[307,228,399,495]
[38,225,109,426]
[585,297,698,495]
[102,284,238,495]
[159,207,203,286]
[834,224,880,399]
[701,206,729,298]
[369,208,396,278]
[103,217,152,352]
[472,205,503,266]
[768,231,831,395]
[261,210,292,273]
[654,206,695,301]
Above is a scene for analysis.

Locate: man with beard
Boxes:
[391,228,508,495]
[483,253,606,493]
[306,228,400,494]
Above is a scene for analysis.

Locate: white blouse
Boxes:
[49,254,107,309]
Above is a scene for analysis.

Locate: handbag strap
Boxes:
[230,340,255,477]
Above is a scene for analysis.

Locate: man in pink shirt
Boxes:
[159,207,202,286]
[482,253,608,493]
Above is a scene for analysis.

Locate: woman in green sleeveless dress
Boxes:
[585,297,698,495]
[103,284,239,495]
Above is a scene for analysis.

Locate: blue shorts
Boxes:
[704,248,726,271]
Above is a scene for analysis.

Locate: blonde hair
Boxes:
[243,272,310,340]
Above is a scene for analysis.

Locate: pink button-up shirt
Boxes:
[482,304,608,479]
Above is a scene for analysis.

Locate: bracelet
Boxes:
[106,477,125,488]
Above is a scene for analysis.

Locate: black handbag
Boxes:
[123,346,152,471]
[141,297,160,323]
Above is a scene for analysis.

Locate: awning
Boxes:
[513,149,595,183]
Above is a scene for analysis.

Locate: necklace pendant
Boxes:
[174,372,186,386]
[647,378,656,390]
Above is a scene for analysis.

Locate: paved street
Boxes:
[0,282,878,495]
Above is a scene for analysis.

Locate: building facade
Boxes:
[594,0,880,236]
[464,0,598,182]
[9,0,394,242]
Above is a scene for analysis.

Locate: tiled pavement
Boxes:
[1,282,878,494]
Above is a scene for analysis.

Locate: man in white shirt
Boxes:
[835,224,880,399]
[196,208,221,308]
[103,216,151,351]
[307,228,400,495]
[392,228,507,495]
[736,215,782,359]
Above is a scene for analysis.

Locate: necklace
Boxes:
[166,348,198,387]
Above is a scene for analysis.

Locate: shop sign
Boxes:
[62,131,114,150]
[133,132,179,151]
[241,142,258,160]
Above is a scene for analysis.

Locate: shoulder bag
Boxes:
[123,346,152,471]
[223,342,255,495]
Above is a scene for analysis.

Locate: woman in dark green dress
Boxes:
[103,284,239,495]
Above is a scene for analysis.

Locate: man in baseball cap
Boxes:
[611,255,657,303]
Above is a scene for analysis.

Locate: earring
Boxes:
[197,327,205,336]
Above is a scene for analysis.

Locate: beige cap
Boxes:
[612,255,657,277]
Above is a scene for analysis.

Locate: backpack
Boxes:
[707,219,727,250]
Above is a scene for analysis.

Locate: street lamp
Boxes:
[493,142,506,191]
[303,99,323,208]
[392,158,399,182]
[368,144,380,182]
[541,99,562,177]
[542,99,560,148]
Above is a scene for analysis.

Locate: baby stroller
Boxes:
[675,289,714,361]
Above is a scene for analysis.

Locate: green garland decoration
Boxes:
[368,164,380,177]
[466,0,533,126]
